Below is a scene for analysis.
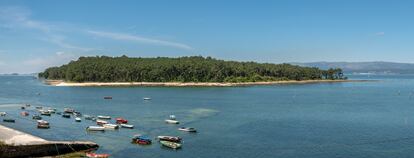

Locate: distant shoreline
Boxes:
[44,79,371,87]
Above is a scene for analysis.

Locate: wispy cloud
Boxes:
[23,51,78,70]
[375,32,385,36]
[0,6,92,51]
[87,30,193,50]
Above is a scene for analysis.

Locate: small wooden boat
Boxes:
[37,120,50,129]
[20,111,29,116]
[75,117,81,122]
[178,127,197,133]
[32,115,42,120]
[3,119,15,123]
[86,126,105,131]
[160,140,182,149]
[115,117,128,124]
[165,119,179,124]
[0,112,6,116]
[157,136,182,143]
[120,124,134,129]
[86,152,110,158]
[132,135,152,145]
[104,96,113,99]
[143,97,151,100]
[98,115,111,119]
[96,120,108,125]
[103,124,119,129]
[64,108,75,113]
[62,114,71,118]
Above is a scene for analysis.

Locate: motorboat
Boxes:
[64,108,75,113]
[178,127,197,133]
[97,115,111,119]
[132,135,152,145]
[103,124,119,129]
[62,114,71,118]
[116,117,128,124]
[32,115,42,120]
[3,119,15,123]
[96,120,108,125]
[86,152,110,158]
[84,115,95,120]
[37,120,50,129]
[20,111,29,116]
[165,119,179,124]
[157,136,182,143]
[0,112,6,116]
[86,126,105,131]
[104,96,113,99]
[160,140,182,149]
[75,117,82,122]
[143,97,151,100]
[40,110,51,116]
[120,124,134,129]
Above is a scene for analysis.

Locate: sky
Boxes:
[1,0,414,73]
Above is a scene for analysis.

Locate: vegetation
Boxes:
[39,56,345,82]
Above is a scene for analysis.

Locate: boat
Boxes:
[103,124,119,129]
[96,120,108,125]
[157,136,182,143]
[20,111,29,116]
[132,135,152,145]
[115,117,128,124]
[160,140,182,149]
[86,152,110,158]
[178,127,197,133]
[56,112,62,115]
[75,117,82,122]
[47,109,56,113]
[40,110,51,116]
[84,115,95,120]
[3,119,15,123]
[104,96,113,99]
[143,97,151,100]
[74,112,82,117]
[35,106,43,109]
[32,115,42,120]
[98,115,111,119]
[62,114,71,118]
[120,124,134,129]
[64,108,75,113]
[165,119,179,124]
[37,120,50,129]
[0,112,6,116]
[25,104,31,107]
[86,126,105,131]
[21,106,25,110]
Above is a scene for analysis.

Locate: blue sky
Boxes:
[0,0,414,73]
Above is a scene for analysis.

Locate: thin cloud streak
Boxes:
[87,30,193,50]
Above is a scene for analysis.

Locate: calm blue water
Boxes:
[1,75,414,158]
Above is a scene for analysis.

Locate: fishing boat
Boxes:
[20,111,29,116]
[165,119,180,124]
[157,136,182,143]
[37,120,50,129]
[75,117,82,122]
[3,119,15,123]
[62,114,71,118]
[64,108,75,113]
[98,115,111,119]
[115,117,128,124]
[132,135,152,145]
[178,127,197,133]
[86,152,110,158]
[86,126,105,131]
[40,110,51,116]
[96,120,108,125]
[0,112,6,116]
[32,115,42,120]
[160,140,182,149]
[120,124,134,129]
[143,97,151,100]
[104,96,113,99]
[103,124,119,129]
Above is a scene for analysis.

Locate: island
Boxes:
[39,56,347,87]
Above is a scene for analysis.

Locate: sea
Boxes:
[1,75,414,158]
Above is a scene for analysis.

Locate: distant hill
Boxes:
[294,62,414,74]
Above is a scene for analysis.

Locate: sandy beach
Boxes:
[44,79,368,87]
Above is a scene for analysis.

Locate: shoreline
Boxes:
[44,79,372,87]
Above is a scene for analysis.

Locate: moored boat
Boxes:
[157,136,182,143]
[143,97,151,100]
[165,119,179,124]
[40,110,51,116]
[3,119,15,123]
[32,115,42,120]
[64,108,75,113]
[160,140,182,149]
[104,96,113,99]
[0,112,6,116]
[103,123,119,129]
[86,152,110,158]
[132,135,152,145]
[35,106,43,109]
[178,127,197,133]
[75,117,82,122]
[62,114,71,118]
[21,106,25,110]
[85,115,95,120]
[37,120,50,129]
[86,126,105,131]
[115,117,128,124]
[98,115,111,119]
[120,124,134,129]
[20,111,29,116]
[96,120,108,125]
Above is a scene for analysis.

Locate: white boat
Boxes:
[165,119,180,124]
[97,115,111,119]
[120,124,134,129]
[96,120,108,125]
[143,97,152,100]
[178,127,197,132]
[0,112,6,116]
[75,117,81,122]
[64,108,75,113]
[103,124,119,129]
[86,126,105,131]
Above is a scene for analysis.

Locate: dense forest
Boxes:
[38,56,345,82]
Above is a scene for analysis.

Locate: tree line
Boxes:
[38,56,345,82]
